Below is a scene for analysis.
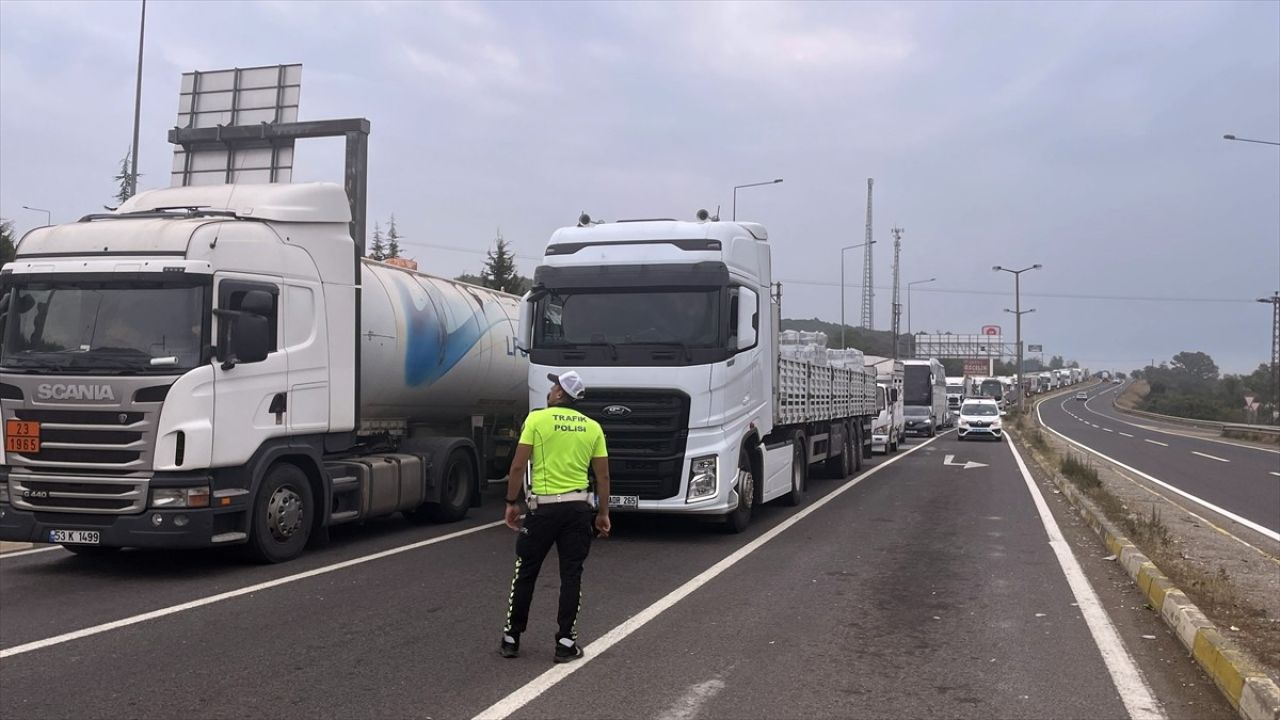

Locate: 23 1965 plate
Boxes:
[4,419,41,454]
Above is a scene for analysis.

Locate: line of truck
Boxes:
[2,185,908,561]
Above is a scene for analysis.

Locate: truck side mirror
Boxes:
[515,292,533,355]
[736,287,758,351]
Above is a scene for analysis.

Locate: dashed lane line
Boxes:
[1144,440,1168,447]
[1036,402,1280,543]
[1191,451,1229,463]
[1119,433,1134,438]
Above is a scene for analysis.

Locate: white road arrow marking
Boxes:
[943,454,989,470]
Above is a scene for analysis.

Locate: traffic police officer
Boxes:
[500,370,611,663]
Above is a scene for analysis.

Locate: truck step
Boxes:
[329,510,360,524]
[211,531,247,544]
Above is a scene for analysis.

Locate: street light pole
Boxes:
[129,0,147,197]
[994,264,1041,411]
[21,206,52,226]
[732,178,783,221]
[906,278,937,353]
[1223,134,1280,147]
[1260,292,1280,423]
[841,241,874,348]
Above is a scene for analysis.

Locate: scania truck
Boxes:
[0,183,527,562]
[517,213,878,532]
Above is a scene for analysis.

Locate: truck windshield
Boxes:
[535,289,721,347]
[1,280,208,373]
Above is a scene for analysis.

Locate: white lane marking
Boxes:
[1191,451,1229,463]
[658,679,727,720]
[1119,433,1134,438]
[472,431,947,720]
[0,520,506,659]
[1082,388,1280,456]
[1091,424,1100,429]
[0,546,63,561]
[1144,440,1168,447]
[1037,403,1280,543]
[1103,428,1114,433]
[1005,436,1164,720]
[1270,472,1280,478]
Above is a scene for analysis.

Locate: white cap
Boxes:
[547,371,586,400]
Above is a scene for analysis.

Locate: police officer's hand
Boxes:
[505,503,522,531]
[594,511,611,538]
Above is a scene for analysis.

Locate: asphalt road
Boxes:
[1039,381,1280,539]
[0,431,1234,720]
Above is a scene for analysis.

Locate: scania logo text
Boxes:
[35,384,116,402]
[602,405,632,418]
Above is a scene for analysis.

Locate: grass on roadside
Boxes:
[1059,452,1101,490]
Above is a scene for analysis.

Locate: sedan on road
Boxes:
[957,399,1003,441]
[1075,392,1088,401]
[903,405,936,437]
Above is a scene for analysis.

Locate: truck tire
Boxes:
[244,462,313,564]
[425,449,474,523]
[783,436,808,505]
[722,446,755,533]
[822,427,850,480]
[854,424,866,471]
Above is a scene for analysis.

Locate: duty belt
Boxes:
[530,490,590,505]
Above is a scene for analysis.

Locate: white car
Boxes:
[1075,392,1088,401]
[957,399,1003,441]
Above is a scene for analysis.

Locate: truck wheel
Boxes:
[63,545,122,557]
[783,437,808,505]
[426,449,474,523]
[722,446,755,533]
[822,428,850,480]
[245,463,313,564]
[854,425,866,471]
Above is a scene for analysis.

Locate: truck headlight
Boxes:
[873,424,886,435]
[150,486,211,509]
[686,455,718,503]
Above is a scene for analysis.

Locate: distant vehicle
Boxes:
[945,376,965,420]
[866,356,906,454]
[957,399,1003,441]
[903,358,947,434]
[1113,378,1123,384]
[1076,392,1088,401]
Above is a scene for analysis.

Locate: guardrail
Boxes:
[1111,400,1280,441]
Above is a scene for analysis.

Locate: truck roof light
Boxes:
[578,213,592,227]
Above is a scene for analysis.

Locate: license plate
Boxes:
[609,495,639,509]
[49,529,100,545]
[4,419,41,454]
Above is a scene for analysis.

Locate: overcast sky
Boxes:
[2,0,1277,374]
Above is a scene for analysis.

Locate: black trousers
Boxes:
[503,501,594,640]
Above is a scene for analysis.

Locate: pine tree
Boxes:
[1,218,16,266]
[480,230,524,294]
[112,147,138,206]
[385,214,402,259]
[368,221,387,261]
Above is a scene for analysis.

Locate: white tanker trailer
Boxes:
[0,183,527,562]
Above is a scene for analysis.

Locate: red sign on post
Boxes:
[981,325,1001,336]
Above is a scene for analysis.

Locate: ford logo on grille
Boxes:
[602,405,632,418]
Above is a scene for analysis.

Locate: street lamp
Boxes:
[21,206,51,226]
[1260,293,1279,422]
[994,264,1042,411]
[732,178,783,221]
[840,241,875,348]
[1223,134,1280,147]
[906,278,937,350]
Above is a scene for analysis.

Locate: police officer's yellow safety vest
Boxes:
[518,407,608,496]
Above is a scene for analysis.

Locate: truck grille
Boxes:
[9,408,151,471]
[578,390,691,500]
[9,473,147,514]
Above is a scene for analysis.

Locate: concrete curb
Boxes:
[0,541,35,554]
[1018,429,1280,720]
